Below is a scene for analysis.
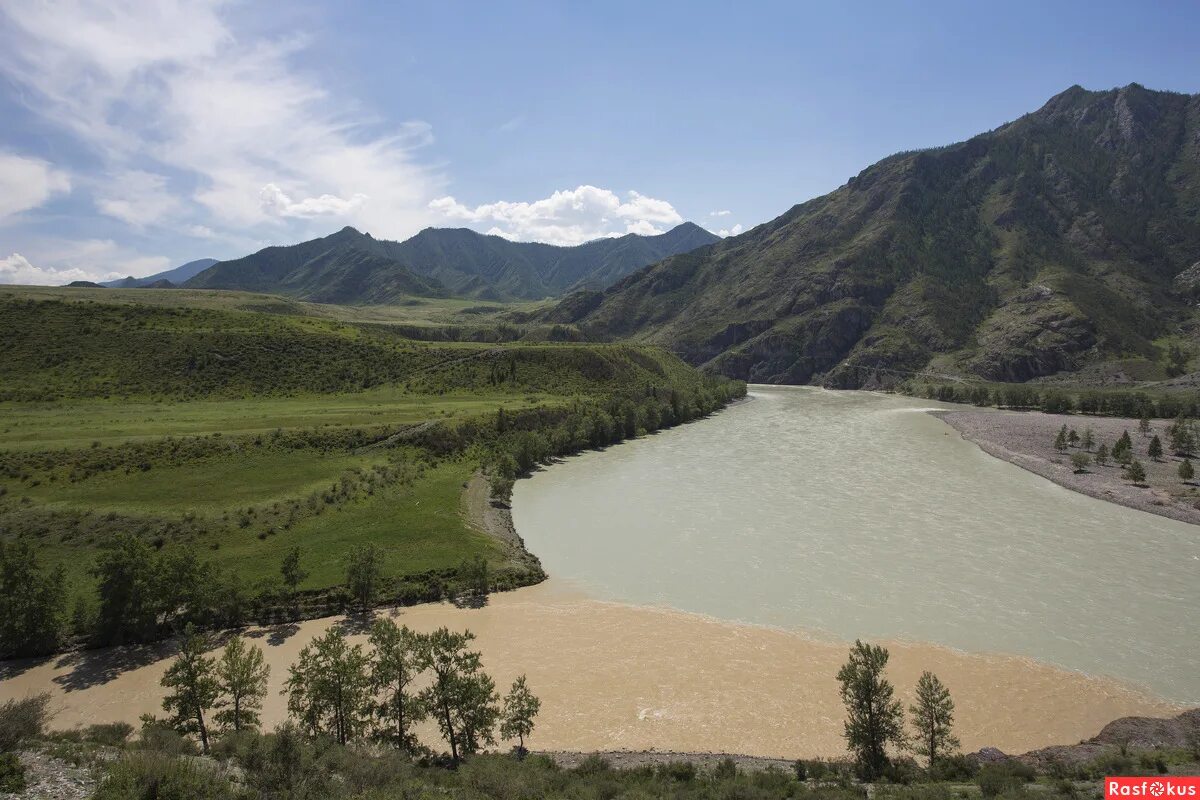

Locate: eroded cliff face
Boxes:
[571,84,1200,386]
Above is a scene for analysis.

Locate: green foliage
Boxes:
[1148,435,1164,460]
[285,629,372,745]
[909,672,960,768]
[0,693,52,752]
[0,540,68,657]
[0,752,25,793]
[1070,452,1091,472]
[1169,416,1197,456]
[977,761,1035,797]
[1125,459,1147,485]
[1095,443,1110,466]
[367,620,429,752]
[93,751,243,800]
[421,627,500,765]
[837,640,905,781]
[161,625,220,753]
[345,544,383,611]
[1054,426,1068,453]
[500,674,541,751]
[214,635,269,733]
[1180,458,1195,482]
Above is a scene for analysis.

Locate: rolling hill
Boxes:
[187,222,719,302]
[562,84,1200,387]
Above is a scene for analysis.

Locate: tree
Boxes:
[215,634,269,732]
[0,541,68,658]
[1125,459,1147,485]
[1081,428,1095,451]
[1095,443,1110,466]
[161,624,219,753]
[500,674,540,753]
[1170,416,1196,456]
[285,629,372,745]
[1067,428,1079,447]
[93,534,161,645]
[420,627,500,765]
[909,672,960,768]
[1148,435,1164,461]
[1053,425,1068,453]
[1113,431,1134,465]
[1180,459,1195,484]
[1139,414,1152,437]
[1070,452,1091,473]
[837,640,905,781]
[281,547,308,604]
[346,544,383,612]
[458,556,490,598]
[368,619,428,752]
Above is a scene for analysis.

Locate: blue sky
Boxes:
[0,0,1197,285]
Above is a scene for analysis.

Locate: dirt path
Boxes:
[934,409,1200,525]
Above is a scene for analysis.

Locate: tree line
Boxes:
[911,381,1200,420]
[151,620,539,767]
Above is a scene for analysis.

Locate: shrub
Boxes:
[93,752,241,800]
[0,693,52,752]
[977,762,1034,797]
[134,717,198,756]
[713,757,738,780]
[83,722,134,747]
[0,753,25,793]
[928,754,979,782]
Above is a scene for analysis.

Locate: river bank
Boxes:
[934,408,1200,526]
[0,582,1183,759]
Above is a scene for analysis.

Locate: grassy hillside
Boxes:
[566,84,1200,388]
[0,287,743,653]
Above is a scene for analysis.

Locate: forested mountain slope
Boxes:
[187,222,719,302]
[565,84,1200,386]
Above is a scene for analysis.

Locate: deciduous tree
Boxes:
[909,672,960,768]
[500,674,540,753]
[161,624,219,753]
[420,627,499,765]
[837,640,905,781]
[285,629,372,745]
[368,619,428,752]
[215,634,269,732]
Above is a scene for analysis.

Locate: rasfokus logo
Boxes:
[1106,778,1200,799]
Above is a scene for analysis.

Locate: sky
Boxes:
[0,1,1197,285]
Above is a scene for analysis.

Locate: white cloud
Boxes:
[95,170,180,226]
[709,210,731,217]
[6,238,171,283]
[0,153,71,219]
[260,183,367,218]
[187,224,216,238]
[0,252,110,285]
[430,185,685,246]
[0,0,440,239]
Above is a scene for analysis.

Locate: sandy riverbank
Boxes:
[935,409,1200,526]
[0,581,1182,759]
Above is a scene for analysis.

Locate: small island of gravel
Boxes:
[935,408,1200,526]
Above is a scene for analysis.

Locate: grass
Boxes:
[0,388,554,451]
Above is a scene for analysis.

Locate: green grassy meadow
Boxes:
[0,286,741,630]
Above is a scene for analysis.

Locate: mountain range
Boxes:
[554,84,1200,386]
[185,222,719,302]
[102,258,218,288]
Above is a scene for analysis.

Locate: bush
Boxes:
[977,762,1034,797]
[659,760,697,782]
[928,754,979,782]
[0,752,25,793]
[0,693,52,752]
[713,757,738,780]
[134,717,198,756]
[93,752,241,800]
[83,722,134,747]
